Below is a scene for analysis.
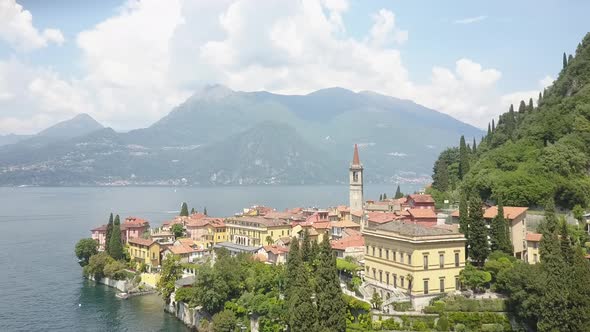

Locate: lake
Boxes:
[0,184,418,331]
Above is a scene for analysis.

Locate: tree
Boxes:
[538,91,543,105]
[383,193,387,200]
[572,204,585,225]
[432,159,449,192]
[395,185,403,199]
[568,54,574,65]
[563,52,568,69]
[518,100,526,114]
[316,238,346,331]
[105,213,114,253]
[568,249,590,331]
[157,254,182,303]
[459,136,469,179]
[492,119,495,132]
[538,200,569,331]
[204,207,208,216]
[286,237,318,331]
[180,202,189,217]
[370,291,383,310]
[472,138,477,154]
[379,194,383,201]
[212,309,237,332]
[108,215,124,260]
[190,207,195,214]
[468,193,489,266]
[266,235,273,246]
[460,263,491,292]
[458,190,469,257]
[171,223,184,238]
[490,202,512,255]
[75,238,98,266]
[301,229,312,263]
[83,252,113,280]
[528,98,534,112]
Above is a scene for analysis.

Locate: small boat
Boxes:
[116,292,129,299]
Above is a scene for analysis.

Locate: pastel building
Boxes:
[91,217,150,251]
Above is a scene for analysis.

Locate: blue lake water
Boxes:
[0,184,418,331]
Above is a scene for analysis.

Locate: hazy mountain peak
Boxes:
[189,84,235,101]
[37,113,104,138]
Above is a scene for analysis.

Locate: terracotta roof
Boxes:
[352,144,360,165]
[278,237,292,245]
[331,234,365,250]
[336,205,350,213]
[408,194,435,203]
[332,220,361,228]
[343,228,362,237]
[91,224,107,232]
[128,237,157,247]
[125,216,149,224]
[263,245,290,255]
[407,208,437,219]
[484,206,528,220]
[350,210,363,217]
[526,233,542,242]
[393,197,407,205]
[167,245,197,255]
[367,212,400,224]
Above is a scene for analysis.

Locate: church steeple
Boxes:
[349,144,364,215]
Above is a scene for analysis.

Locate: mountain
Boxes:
[0,86,482,186]
[37,113,104,139]
[0,134,32,147]
[430,32,590,209]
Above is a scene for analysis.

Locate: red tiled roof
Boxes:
[484,206,528,220]
[407,208,437,219]
[263,245,290,255]
[367,212,400,224]
[128,237,156,247]
[332,220,361,229]
[343,228,362,237]
[350,210,363,217]
[91,224,107,232]
[331,235,364,250]
[526,233,542,242]
[408,194,435,203]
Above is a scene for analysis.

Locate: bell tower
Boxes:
[349,144,364,213]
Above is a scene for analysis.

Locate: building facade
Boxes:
[224,216,292,247]
[363,222,466,307]
[128,237,161,269]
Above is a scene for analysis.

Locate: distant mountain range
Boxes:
[0,86,482,186]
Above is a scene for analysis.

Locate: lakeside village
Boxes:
[75,145,590,332]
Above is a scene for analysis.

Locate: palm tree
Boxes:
[265,235,273,246]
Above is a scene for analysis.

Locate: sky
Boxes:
[0,0,588,134]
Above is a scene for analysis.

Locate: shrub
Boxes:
[382,318,401,330]
[371,320,382,330]
[83,252,113,279]
[175,287,198,306]
[392,301,413,312]
[454,323,466,331]
[436,314,450,331]
[481,323,505,332]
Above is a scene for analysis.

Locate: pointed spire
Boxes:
[352,144,360,165]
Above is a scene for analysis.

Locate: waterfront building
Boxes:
[185,217,227,248]
[363,221,466,309]
[91,217,150,251]
[224,216,292,247]
[162,238,208,263]
[128,237,161,269]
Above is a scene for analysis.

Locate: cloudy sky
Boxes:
[0,0,588,134]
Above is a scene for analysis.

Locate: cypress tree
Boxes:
[472,138,477,154]
[568,54,574,64]
[459,136,469,179]
[311,239,320,263]
[286,237,318,331]
[538,91,543,105]
[395,185,403,199]
[490,202,512,255]
[563,52,568,69]
[559,220,574,266]
[383,193,387,200]
[568,249,590,330]
[518,100,526,113]
[203,207,207,216]
[538,200,569,331]
[458,191,469,257]
[467,193,488,266]
[190,207,195,214]
[301,229,312,263]
[316,238,346,332]
[179,202,189,217]
[105,213,114,253]
[379,194,383,201]
[108,215,123,260]
[433,159,449,192]
[505,105,516,138]
[528,98,534,112]
[491,119,495,132]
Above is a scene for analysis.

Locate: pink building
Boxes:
[90,217,150,251]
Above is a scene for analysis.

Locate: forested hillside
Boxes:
[431,32,590,209]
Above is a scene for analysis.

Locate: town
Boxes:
[75,145,570,331]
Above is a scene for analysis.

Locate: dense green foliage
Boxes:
[157,254,182,303]
[432,33,590,208]
[316,239,346,331]
[75,238,98,266]
[108,215,123,260]
[171,223,184,238]
[467,193,489,266]
[180,202,189,217]
[105,213,113,253]
[489,203,512,255]
[395,185,404,199]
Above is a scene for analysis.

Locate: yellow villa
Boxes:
[525,233,542,264]
[128,237,161,269]
[224,216,292,247]
[363,222,466,308]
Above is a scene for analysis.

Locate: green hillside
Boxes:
[431,32,590,209]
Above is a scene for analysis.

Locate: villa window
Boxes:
[379,248,382,258]
[439,253,444,268]
[408,254,412,265]
[379,270,383,283]
[393,251,396,262]
[423,255,429,270]
[424,280,429,295]
[400,252,404,263]
[372,247,375,256]
[455,253,460,267]
[366,245,369,254]
[440,279,445,293]
[455,277,460,290]
[393,275,397,288]
[401,276,404,288]
[372,268,376,279]
[386,250,389,260]
[353,171,358,182]
[386,273,390,285]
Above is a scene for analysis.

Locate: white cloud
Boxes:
[0,0,64,51]
[454,15,487,25]
[0,0,551,134]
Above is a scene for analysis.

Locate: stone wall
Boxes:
[87,275,133,292]
[164,300,210,330]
